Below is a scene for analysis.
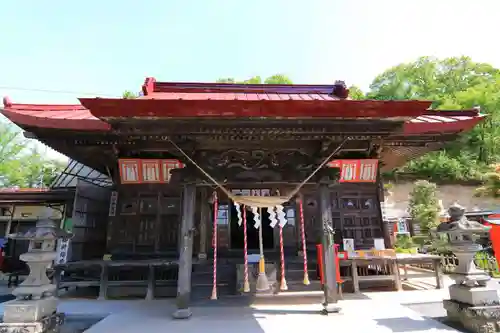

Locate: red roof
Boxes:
[1,98,110,131]
[405,111,485,134]
[79,97,432,119]
[0,78,484,134]
[80,77,433,119]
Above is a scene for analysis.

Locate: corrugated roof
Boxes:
[139,91,341,101]
[404,113,484,134]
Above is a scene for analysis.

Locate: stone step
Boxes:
[191,272,234,284]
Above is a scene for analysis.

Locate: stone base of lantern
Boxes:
[449,282,500,305]
[0,299,64,333]
[443,300,500,333]
[443,281,500,333]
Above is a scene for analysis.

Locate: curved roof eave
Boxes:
[1,97,111,131]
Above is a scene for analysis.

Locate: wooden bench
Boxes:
[54,259,178,300]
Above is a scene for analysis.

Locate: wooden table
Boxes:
[339,253,443,293]
[395,253,443,289]
[53,259,177,300]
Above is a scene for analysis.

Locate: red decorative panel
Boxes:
[328,159,378,183]
[141,160,161,183]
[160,159,185,182]
[118,159,141,184]
[358,159,378,182]
[118,159,184,184]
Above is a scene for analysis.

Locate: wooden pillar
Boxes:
[319,184,340,313]
[172,184,196,319]
[198,188,208,260]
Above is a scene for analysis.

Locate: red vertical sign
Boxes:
[161,159,185,182]
[328,159,378,183]
[359,159,378,182]
[141,160,161,183]
[340,160,360,182]
[119,159,141,184]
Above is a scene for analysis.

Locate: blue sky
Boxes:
[1,0,500,104]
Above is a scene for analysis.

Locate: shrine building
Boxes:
[0,78,484,302]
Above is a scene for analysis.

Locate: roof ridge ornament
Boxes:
[142,77,156,96]
[331,80,349,99]
[2,96,12,107]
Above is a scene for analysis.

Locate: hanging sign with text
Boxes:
[118,159,185,184]
[327,159,378,183]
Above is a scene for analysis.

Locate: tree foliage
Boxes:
[132,59,500,183]
[216,74,292,84]
[0,121,64,188]
[367,56,500,182]
[122,90,138,99]
[475,165,500,198]
[408,180,441,234]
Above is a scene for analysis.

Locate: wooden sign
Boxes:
[108,191,118,217]
[231,189,271,196]
[119,159,141,184]
[141,160,161,183]
[161,159,185,182]
[118,159,184,184]
[56,238,70,265]
[328,159,378,183]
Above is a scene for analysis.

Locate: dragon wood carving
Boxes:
[200,149,314,171]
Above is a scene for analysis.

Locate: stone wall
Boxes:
[389,182,500,212]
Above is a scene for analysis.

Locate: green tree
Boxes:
[475,165,500,198]
[408,180,441,235]
[217,74,292,85]
[369,56,500,181]
[368,56,499,105]
[348,85,365,100]
[264,74,293,84]
[122,90,138,99]
[0,121,64,188]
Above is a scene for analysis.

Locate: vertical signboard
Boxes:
[141,160,161,183]
[119,159,141,184]
[108,191,118,217]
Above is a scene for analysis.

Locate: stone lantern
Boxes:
[436,203,500,333]
[0,207,72,333]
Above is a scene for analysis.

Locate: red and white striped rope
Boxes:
[242,205,250,292]
[279,224,288,291]
[210,191,218,300]
[299,198,310,285]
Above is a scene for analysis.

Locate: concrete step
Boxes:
[191,284,236,299]
[284,269,319,281]
[281,279,322,292]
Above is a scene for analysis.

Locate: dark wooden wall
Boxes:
[106,183,182,256]
[106,181,384,258]
[302,182,383,250]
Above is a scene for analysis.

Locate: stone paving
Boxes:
[1,272,494,332]
[0,289,468,333]
[81,295,461,333]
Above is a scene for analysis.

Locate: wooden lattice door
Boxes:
[333,184,383,250]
